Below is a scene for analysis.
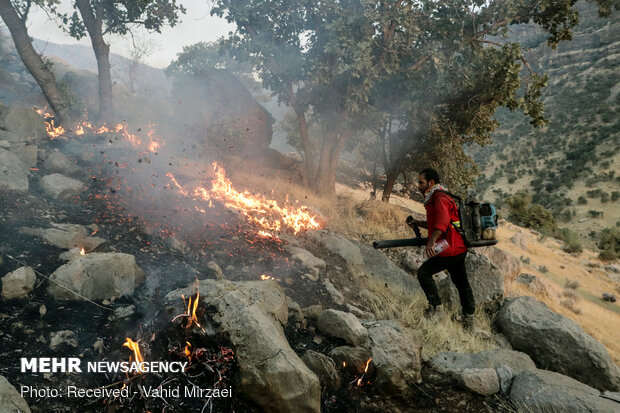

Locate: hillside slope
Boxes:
[472,1,620,235]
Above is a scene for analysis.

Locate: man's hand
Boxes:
[425,239,437,258]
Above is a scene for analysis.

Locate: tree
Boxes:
[212,0,614,196]
[0,0,70,123]
[62,0,185,120]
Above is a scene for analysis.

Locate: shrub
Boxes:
[506,191,557,232]
[577,196,587,205]
[588,210,604,218]
[556,228,583,253]
[598,228,620,260]
[565,279,580,289]
[612,191,620,202]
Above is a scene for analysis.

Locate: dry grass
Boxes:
[363,278,497,357]
[564,279,580,289]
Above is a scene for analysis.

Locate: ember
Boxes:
[260,274,273,281]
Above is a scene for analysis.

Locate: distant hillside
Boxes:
[472,1,619,237]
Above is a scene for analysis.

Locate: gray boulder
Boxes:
[1,106,46,139]
[0,148,29,193]
[7,142,37,168]
[459,368,500,396]
[166,280,320,413]
[510,369,620,413]
[40,173,84,200]
[465,252,505,313]
[497,296,620,391]
[365,320,422,394]
[317,309,368,346]
[328,346,372,375]
[302,350,341,391]
[354,241,423,296]
[431,348,536,375]
[0,375,31,413]
[48,252,145,301]
[1,266,36,299]
[477,246,521,286]
[306,230,363,271]
[20,223,105,250]
[323,280,345,305]
[43,151,81,175]
[302,304,323,320]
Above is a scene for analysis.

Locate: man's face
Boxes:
[417,174,434,194]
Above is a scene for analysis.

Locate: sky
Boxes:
[23,1,234,69]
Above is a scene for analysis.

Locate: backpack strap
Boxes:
[434,190,463,231]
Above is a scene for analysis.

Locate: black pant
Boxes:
[417,252,475,315]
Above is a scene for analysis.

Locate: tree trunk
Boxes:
[294,106,314,186]
[0,0,70,123]
[381,166,399,202]
[76,0,113,121]
[311,127,352,196]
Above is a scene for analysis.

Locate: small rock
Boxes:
[40,173,84,200]
[43,151,80,175]
[302,350,341,391]
[1,266,36,299]
[302,304,323,320]
[329,346,372,374]
[50,330,78,350]
[510,234,527,250]
[113,305,136,319]
[323,280,345,305]
[602,293,616,302]
[207,261,224,280]
[317,309,368,346]
[459,368,500,395]
[345,303,366,318]
[495,365,515,395]
[287,297,305,324]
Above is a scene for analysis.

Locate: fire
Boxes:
[184,342,192,358]
[34,107,162,153]
[168,162,323,235]
[123,338,144,364]
[356,358,373,387]
[80,247,85,255]
[187,292,201,328]
[45,120,65,139]
[260,274,273,281]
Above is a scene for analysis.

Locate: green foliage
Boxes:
[577,196,587,205]
[506,191,557,231]
[210,0,613,193]
[598,227,620,260]
[588,210,604,218]
[611,191,620,202]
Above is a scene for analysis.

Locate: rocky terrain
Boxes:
[1,103,620,413]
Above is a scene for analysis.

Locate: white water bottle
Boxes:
[423,239,449,260]
[434,239,449,254]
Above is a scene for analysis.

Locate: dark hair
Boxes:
[420,168,441,184]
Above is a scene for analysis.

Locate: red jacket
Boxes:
[425,191,468,257]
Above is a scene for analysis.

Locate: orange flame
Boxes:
[356,358,372,387]
[186,292,201,329]
[123,338,144,364]
[168,162,322,234]
[80,248,85,255]
[184,342,192,358]
[45,120,65,139]
[260,274,273,281]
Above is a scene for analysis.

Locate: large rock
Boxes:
[431,348,536,376]
[306,230,363,271]
[510,369,620,413]
[165,280,320,413]
[317,309,368,346]
[365,320,422,395]
[497,296,620,391]
[0,148,29,193]
[0,375,31,413]
[477,246,521,286]
[20,223,105,250]
[465,252,505,313]
[1,106,46,139]
[43,151,80,175]
[1,266,36,299]
[354,241,423,296]
[7,142,37,168]
[40,173,84,200]
[431,348,535,395]
[48,252,145,301]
